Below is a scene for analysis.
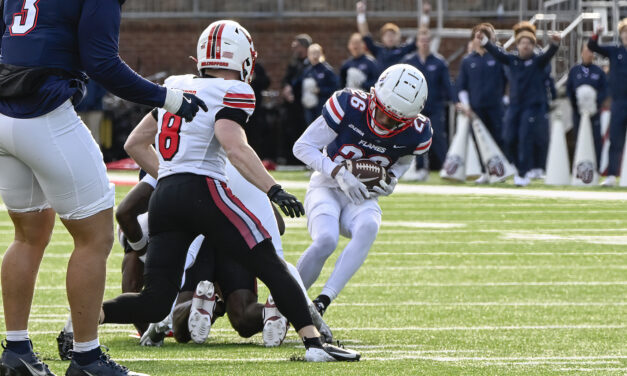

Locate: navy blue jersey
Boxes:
[300,62,339,104]
[484,41,558,107]
[363,35,416,70]
[566,63,608,113]
[321,89,432,168]
[401,53,455,114]
[339,54,380,91]
[0,0,165,118]
[456,51,506,109]
[587,37,627,100]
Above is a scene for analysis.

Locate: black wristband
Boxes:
[267,184,282,199]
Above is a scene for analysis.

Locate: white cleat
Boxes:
[304,343,361,362]
[601,175,616,187]
[262,295,289,347]
[514,175,530,187]
[188,280,216,344]
[474,173,489,185]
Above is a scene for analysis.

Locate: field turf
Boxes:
[1,171,626,375]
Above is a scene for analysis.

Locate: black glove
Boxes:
[175,92,208,122]
[267,184,305,218]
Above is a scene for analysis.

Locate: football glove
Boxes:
[163,89,208,122]
[333,166,369,205]
[371,176,397,197]
[267,184,305,218]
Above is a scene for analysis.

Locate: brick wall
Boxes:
[119,17,516,89]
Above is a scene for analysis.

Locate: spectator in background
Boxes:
[356,1,416,70]
[76,79,107,145]
[483,21,561,186]
[299,43,339,125]
[588,20,627,186]
[340,33,380,91]
[402,28,454,180]
[456,23,507,184]
[281,34,312,164]
[246,61,273,160]
[566,43,607,168]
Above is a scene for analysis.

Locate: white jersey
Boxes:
[155,74,255,182]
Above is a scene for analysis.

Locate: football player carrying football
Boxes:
[293,64,432,315]
[96,20,359,362]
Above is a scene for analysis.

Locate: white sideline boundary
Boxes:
[281,181,627,201]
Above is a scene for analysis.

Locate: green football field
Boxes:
[1,172,626,375]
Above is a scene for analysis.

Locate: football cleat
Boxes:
[0,341,56,376]
[65,349,148,376]
[188,281,216,344]
[139,315,172,347]
[308,304,333,343]
[57,330,74,360]
[601,175,617,187]
[311,298,327,317]
[304,342,361,362]
[262,295,289,347]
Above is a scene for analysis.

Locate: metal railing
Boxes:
[121,0,543,19]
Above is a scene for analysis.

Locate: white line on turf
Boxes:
[557,368,627,372]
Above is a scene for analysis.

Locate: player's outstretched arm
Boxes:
[124,113,160,179]
[215,119,304,218]
[78,0,207,121]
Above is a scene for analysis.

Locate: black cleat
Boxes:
[0,341,56,376]
[57,330,74,361]
[65,349,148,376]
[312,298,327,317]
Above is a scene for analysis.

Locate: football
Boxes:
[344,159,391,192]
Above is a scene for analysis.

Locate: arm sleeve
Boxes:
[456,60,468,96]
[399,37,417,56]
[566,70,576,110]
[587,35,611,57]
[598,70,608,105]
[339,62,348,88]
[537,43,559,68]
[483,42,512,65]
[441,63,455,103]
[363,35,382,58]
[292,116,340,177]
[78,0,166,108]
[387,155,414,178]
[215,107,248,128]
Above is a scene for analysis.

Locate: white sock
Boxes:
[321,216,380,300]
[6,330,29,342]
[73,338,100,353]
[64,315,73,334]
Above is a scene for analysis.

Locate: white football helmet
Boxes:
[196,20,257,83]
[368,64,428,137]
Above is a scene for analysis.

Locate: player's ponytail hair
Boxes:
[514,21,536,44]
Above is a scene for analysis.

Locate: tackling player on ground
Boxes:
[95,20,359,362]
[293,64,432,315]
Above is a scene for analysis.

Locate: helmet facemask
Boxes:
[367,88,414,138]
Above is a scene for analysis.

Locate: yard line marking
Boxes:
[282,252,627,256]
[327,325,627,331]
[29,281,627,290]
[332,301,627,307]
[557,368,627,372]
[280,181,627,201]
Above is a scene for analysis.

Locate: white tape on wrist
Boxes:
[128,235,148,251]
[163,88,184,114]
[357,13,366,23]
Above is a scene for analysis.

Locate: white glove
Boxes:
[576,84,598,115]
[333,166,369,204]
[346,67,367,89]
[301,78,319,109]
[372,176,398,197]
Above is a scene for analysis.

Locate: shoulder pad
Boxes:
[412,115,433,155]
[222,81,256,116]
